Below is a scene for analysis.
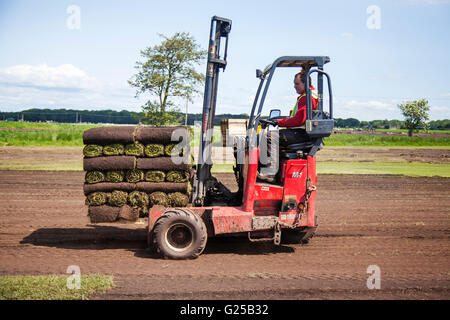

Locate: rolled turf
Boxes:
[83,182,136,196]
[145,170,165,182]
[149,191,168,206]
[83,156,135,171]
[83,145,103,158]
[167,192,189,207]
[108,190,128,207]
[144,144,164,157]
[83,126,136,145]
[128,191,149,208]
[88,204,138,223]
[126,169,144,183]
[88,205,120,223]
[125,142,144,157]
[135,182,190,194]
[86,192,109,206]
[85,171,105,184]
[136,126,189,145]
[137,157,191,171]
[164,143,184,156]
[103,144,125,156]
[166,170,188,182]
[105,170,124,183]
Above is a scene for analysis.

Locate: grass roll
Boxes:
[128,191,149,208]
[83,145,103,158]
[86,192,109,206]
[166,170,188,183]
[145,170,165,182]
[125,142,144,156]
[103,144,125,156]
[149,191,168,206]
[105,170,124,183]
[164,143,183,156]
[144,144,164,157]
[126,169,144,183]
[85,171,105,184]
[108,190,128,207]
[167,192,189,207]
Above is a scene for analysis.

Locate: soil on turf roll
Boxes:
[83,156,136,171]
[144,144,164,157]
[103,144,125,156]
[135,182,190,194]
[105,170,124,183]
[149,191,168,206]
[85,171,105,184]
[83,145,103,158]
[145,170,165,182]
[88,204,139,223]
[137,157,191,171]
[83,182,136,196]
[135,126,189,145]
[83,126,136,145]
[88,205,120,223]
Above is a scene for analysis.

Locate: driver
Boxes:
[266,70,318,146]
[257,71,318,182]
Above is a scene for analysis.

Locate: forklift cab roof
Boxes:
[259,56,330,78]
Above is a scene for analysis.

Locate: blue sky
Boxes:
[0,0,449,120]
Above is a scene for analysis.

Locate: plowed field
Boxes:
[0,170,448,299]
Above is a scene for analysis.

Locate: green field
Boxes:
[1,121,449,148]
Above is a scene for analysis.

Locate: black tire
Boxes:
[281,215,318,245]
[153,209,207,259]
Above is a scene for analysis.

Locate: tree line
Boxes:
[1,108,449,129]
[0,108,249,126]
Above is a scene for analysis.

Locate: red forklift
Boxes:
[147,16,334,259]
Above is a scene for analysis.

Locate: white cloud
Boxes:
[0,64,98,91]
[0,63,145,112]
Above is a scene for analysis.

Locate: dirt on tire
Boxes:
[0,170,449,299]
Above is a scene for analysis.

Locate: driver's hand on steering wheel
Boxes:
[260,119,278,128]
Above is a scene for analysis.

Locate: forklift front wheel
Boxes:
[153,209,207,260]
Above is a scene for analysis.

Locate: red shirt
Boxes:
[277,86,318,127]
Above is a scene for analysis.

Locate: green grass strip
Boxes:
[0,274,113,300]
[317,161,450,177]
[108,190,128,207]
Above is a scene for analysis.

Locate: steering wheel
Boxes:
[259,119,278,129]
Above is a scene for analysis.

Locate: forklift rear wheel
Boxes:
[153,209,207,259]
[281,215,318,245]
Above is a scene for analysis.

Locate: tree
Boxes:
[129,32,207,126]
[398,99,430,137]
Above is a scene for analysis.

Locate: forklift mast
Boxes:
[193,16,232,206]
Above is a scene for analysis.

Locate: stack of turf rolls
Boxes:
[83,126,192,223]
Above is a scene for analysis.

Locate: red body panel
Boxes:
[148,149,318,237]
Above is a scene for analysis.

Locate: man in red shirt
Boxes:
[258,71,318,181]
[277,71,318,128]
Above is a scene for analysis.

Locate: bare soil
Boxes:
[0,170,449,300]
